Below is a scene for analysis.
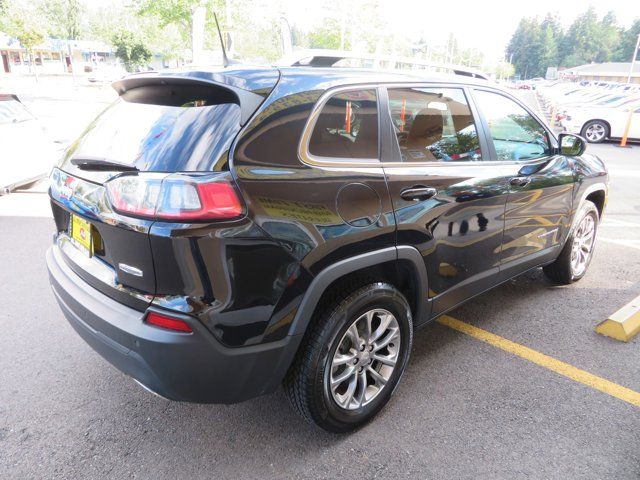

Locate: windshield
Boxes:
[0,99,34,124]
[62,97,241,172]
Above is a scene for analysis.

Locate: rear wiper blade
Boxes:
[71,156,139,172]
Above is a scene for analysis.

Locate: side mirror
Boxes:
[558,133,587,157]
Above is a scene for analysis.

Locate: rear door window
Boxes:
[308,89,379,160]
[473,90,551,162]
[62,85,241,172]
[387,87,482,162]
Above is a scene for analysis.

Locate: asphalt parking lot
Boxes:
[1,142,639,479]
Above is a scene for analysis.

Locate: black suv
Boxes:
[47,66,608,432]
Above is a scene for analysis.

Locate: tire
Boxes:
[284,282,413,433]
[543,201,599,284]
[581,120,609,143]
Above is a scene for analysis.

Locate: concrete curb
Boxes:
[596,294,640,342]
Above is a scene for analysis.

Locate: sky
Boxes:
[281,0,640,62]
[75,0,640,63]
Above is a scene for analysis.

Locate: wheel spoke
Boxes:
[373,353,397,367]
[331,366,356,388]
[364,310,374,345]
[333,350,357,366]
[356,370,367,408]
[373,327,399,352]
[340,374,358,408]
[370,313,393,343]
[367,366,388,386]
[346,323,361,348]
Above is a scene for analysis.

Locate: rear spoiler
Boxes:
[112,75,264,126]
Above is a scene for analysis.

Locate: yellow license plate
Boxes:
[71,214,93,256]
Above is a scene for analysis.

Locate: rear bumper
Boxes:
[46,245,301,404]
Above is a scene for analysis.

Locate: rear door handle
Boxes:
[400,186,438,201]
[509,176,531,188]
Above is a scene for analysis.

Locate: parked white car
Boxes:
[561,104,640,143]
[0,94,60,194]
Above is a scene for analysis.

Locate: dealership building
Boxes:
[560,62,640,84]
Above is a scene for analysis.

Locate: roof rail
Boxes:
[276,49,490,80]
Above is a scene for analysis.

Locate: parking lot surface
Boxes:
[1,143,639,479]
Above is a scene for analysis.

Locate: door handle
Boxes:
[400,186,438,201]
[509,176,531,188]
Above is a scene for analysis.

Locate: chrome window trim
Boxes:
[298,82,557,169]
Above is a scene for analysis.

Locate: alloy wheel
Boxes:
[584,123,606,142]
[571,214,596,277]
[328,309,400,410]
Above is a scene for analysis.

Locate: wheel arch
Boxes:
[288,246,429,338]
[573,182,608,230]
[585,189,606,218]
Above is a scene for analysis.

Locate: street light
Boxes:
[627,32,640,84]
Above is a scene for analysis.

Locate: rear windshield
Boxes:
[62,88,241,172]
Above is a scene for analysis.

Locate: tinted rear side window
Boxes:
[388,87,482,162]
[308,89,378,159]
[63,86,241,172]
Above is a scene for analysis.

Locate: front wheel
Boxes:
[543,201,599,284]
[581,120,609,143]
[284,283,413,433]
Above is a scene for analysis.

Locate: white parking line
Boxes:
[601,218,640,228]
[599,237,640,250]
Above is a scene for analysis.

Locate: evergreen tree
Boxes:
[616,19,640,62]
[563,7,602,66]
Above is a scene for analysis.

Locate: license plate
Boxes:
[70,214,93,256]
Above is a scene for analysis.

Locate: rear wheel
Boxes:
[543,201,599,284]
[581,120,609,143]
[284,283,413,433]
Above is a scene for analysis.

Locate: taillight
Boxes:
[145,311,193,333]
[106,173,244,221]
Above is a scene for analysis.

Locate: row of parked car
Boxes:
[0,94,62,194]
[537,80,640,143]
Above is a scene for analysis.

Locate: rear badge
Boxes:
[118,263,143,277]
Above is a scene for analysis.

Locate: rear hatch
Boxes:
[50,68,279,310]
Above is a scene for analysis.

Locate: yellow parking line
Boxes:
[437,315,640,408]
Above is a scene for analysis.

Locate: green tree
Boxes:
[39,0,83,40]
[13,18,45,77]
[307,18,345,50]
[112,31,152,72]
[616,19,640,62]
[596,11,621,62]
[562,7,601,66]
[494,61,515,80]
[0,0,8,32]
[538,25,558,74]
[506,17,543,79]
[133,0,225,61]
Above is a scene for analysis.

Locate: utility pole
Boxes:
[627,32,640,84]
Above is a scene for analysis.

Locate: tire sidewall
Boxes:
[312,284,413,432]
